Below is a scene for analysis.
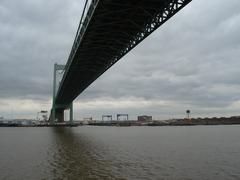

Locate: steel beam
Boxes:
[54,0,192,105]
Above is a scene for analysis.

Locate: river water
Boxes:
[0,125,240,180]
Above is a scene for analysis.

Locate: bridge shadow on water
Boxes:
[47,127,120,180]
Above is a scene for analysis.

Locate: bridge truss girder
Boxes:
[55,0,192,105]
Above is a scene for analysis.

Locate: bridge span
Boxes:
[50,0,192,123]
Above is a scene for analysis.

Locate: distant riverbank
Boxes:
[1,116,240,127]
[87,116,240,126]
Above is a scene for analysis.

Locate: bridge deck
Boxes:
[56,0,191,105]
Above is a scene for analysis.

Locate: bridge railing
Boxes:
[57,0,99,98]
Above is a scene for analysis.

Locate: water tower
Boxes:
[186,110,191,119]
[186,110,191,124]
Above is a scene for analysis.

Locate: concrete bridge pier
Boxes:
[50,103,73,124]
[55,108,64,122]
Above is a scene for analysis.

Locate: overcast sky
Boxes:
[0,0,240,120]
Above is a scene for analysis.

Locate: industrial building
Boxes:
[137,116,152,123]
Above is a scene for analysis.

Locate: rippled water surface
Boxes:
[0,126,240,179]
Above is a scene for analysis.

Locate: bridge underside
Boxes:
[55,0,191,106]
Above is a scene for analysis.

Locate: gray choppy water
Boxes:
[0,126,240,180]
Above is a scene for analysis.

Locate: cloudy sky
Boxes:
[0,0,240,120]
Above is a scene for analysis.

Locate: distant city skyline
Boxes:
[0,0,240,119]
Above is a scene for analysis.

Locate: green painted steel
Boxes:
[51,63,74,123]
[55,0,192,105]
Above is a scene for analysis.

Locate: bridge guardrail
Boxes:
[56,0,99,98]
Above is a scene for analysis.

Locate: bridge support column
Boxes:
[50,103,73,124]
[50,108,55,124]
[50,63,67,124]
[69,103,73,124]
[55,109,64,122]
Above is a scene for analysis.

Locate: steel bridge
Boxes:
[50,0,192,123]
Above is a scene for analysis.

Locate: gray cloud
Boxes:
[0,0,83,100]
[0,0,240,119]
